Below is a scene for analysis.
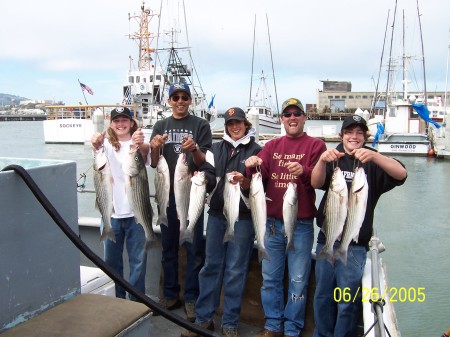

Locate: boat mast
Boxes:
[402,10,407,101]
[249,14,256,107]
[416,0,427,106]
[384,0,398,116]
[266,14,279,115]
[128,1,157,72]
[371,9,390,116]
[444,29,450,119]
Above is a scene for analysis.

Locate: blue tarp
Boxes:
[412,103,442,128]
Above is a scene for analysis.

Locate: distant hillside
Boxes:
[0,93,29,106]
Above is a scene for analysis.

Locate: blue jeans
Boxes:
[313,243,366,337]
[160,193,205,302]
[195,214,254,328]
[261,218,314,336]
[104,216,148,302]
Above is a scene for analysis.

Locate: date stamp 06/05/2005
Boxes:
[333,286,426,303]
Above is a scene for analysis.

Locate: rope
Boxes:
[1,164,216,337]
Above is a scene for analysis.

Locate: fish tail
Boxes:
[157,214,168,227]
[258,248,269,263]
[285,240,294,252]
[316,246,333,263]
[334,248,348,266]
[100,226,116,243]
[183,228,194,244]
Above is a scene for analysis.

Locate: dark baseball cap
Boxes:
[224,107,246,123]
[169,82,191,98]
[341,115,368,132]
[110,107,132,120]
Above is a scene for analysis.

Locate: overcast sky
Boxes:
[0,0,449,111]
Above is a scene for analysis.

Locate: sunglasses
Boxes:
[171,95,190,102]
[282,111,304,118]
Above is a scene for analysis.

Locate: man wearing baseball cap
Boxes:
[245,98,327,337]
[311,114,407,337]
[149,82,212,322]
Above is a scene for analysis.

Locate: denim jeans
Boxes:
[160,193,205,302]
[261,217,314,336]
[104,216,148,302]
[195,214,254,328]
[313,243,366,337]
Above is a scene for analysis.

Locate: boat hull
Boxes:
[43,118,95,144]
[376,133,430,155]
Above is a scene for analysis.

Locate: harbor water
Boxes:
[1,121,449,336]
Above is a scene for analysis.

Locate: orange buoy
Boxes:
[427,148,435,156]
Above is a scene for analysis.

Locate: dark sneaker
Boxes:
[152,297,182,316]
[184,301,196,322]
[222,327,239,337]
[180,320,215,337]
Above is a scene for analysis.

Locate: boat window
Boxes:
[156,75,161,81]
[335,96,340,99]
[143,78,147,83]
[341,95,347,99]
[389,107,396,117]
[150,75,154,82]
[128,76,134,84]
[349,96,354,99]
[136,76,140,83]
[362,96,368,99]
[328,96,333,99]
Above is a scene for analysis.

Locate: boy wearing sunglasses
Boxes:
[245,98,327,337]
[150,83,213,322]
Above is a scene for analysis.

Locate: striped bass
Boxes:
[335,166,368,264]
[223,173,241,242]
[282,181,298,251]
[93,148,116,242]
[184,171,207,244]
[154,154,170,226]
[123,146,156,250]
[249,171,269,261]
[317,167,348,264]
[174,153,192,245]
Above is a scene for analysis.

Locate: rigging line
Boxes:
[249,14,256,107]
[416,0,427,106]
[1,164,215,337]
[371,9,390,116]
[266,13,279,115]
[385,0,398,118]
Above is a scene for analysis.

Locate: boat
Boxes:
[123,1,217,140]
[0,151,401,337]
[245,14,282,136]
[367,2,440,156]
[42,104,136,144]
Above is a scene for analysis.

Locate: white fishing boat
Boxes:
[123,0,216,141]
[42,104,136,144]
[368,2,440,156]
[246,70,282,135]
[246,14,282,136]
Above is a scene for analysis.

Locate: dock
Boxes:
[0,114,47,121]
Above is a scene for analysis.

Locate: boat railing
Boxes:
[45,104,138,120]
[368,236,388,337]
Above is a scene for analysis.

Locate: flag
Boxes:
[372,123,385,147]
[80,82,94,95]
[412,103,441,128]
[208,94,215,109]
